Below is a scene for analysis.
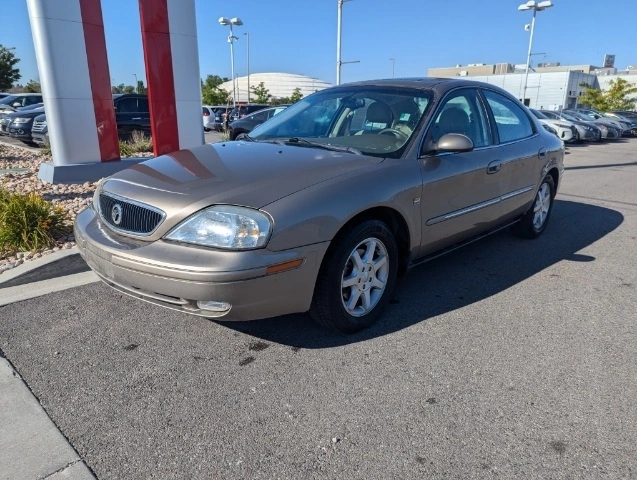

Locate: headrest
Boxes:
[366,101,393,124]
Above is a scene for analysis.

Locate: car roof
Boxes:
[334,77,511,95]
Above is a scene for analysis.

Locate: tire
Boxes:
[310,220,398,333]
[204,127,210,132]
[235,133,247,141]
[512,174,555,239]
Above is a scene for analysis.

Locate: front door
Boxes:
[418,88,503,256]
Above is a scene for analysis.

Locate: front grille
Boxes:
[32,120,46,133]
[99,193,165,236]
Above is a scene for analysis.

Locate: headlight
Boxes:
[12,117,31,124]
[165,205,272,250]
[92,178,105,212]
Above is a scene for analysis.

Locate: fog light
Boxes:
[197,300,231,312]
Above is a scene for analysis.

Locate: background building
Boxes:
[428,61,637,110]
[219,72,331,103]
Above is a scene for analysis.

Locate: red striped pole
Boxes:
[138,0,203,157]
[27,0,119,165]
[78,0,119,162]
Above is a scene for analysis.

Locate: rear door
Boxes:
[480,88,541,222]
[115,96,150,139]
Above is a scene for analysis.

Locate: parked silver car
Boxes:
[75,78,564,332]
[540,110,602,142]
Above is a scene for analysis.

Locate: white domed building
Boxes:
[219,72,331,103]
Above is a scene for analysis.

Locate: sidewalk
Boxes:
[1,251,98,480]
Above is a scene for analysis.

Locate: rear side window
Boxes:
[482,90,534,143]
[137,98,149,113]
[250,110,269,122]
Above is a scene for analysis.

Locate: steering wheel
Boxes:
[378,128,409,142]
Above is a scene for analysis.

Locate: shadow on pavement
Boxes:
[219,199,623,348]
[566,161,637,171]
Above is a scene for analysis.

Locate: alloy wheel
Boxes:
[340,237,389,317]
[532,183,551,231]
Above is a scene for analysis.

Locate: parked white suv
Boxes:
[529,108,576,143]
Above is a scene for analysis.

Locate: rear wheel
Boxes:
[235,133,247,141]
[310,220,398,333]
[512,174,555,239]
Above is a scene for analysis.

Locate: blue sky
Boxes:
[2,0,636,87]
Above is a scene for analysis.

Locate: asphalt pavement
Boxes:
[1,138,636,479]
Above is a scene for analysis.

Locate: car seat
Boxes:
[363,101,393,132]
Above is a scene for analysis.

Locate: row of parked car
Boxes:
[0,93,154,147]
[202,103,289,140]
[530,107,637,143]
[3,91,635,149]
[0,92,284,147]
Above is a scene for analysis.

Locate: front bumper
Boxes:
[74,207,330,321]
[31,133,48,145]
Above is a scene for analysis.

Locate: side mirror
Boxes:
[428,133,474,154]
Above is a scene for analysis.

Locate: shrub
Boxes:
[0,188,71,254]
[41,141,52,157]
[119,130,153,157]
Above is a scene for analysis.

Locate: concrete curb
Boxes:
[0,137,41,153]
[0,357,95,479]
[0,247,80,285]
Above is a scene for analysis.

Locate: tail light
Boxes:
[203,112,210,117]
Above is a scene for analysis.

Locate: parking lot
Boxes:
[1,138,636,479]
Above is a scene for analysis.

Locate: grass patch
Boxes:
[119,130,153,157]
[0,188,71,254]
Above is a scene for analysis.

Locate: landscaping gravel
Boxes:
[0,143,152,274]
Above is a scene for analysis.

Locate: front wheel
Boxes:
[310,220,398,333]
[512,174,555,239]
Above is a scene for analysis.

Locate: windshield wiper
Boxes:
[280,137,362,155]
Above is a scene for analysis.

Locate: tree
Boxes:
[290,87,303,103]
[0,45,21,91]
[201,74,230,105]
[251,82,271,104]
[579,78,637,111]
[112,83,135,94]
[24,79,41,93]
[136,80,147,94]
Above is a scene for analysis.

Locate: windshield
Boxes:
[559,112,578,122]
[530,108,548,119]
[249,86,432,158]
[566,111,592,121]
[0,95,20,106]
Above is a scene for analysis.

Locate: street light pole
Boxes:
[518,0,553,106]
[133,73,137,93]
[389,58,395,78]
[336,0,356,85]
[244,32,250,103]
[219,17,243,108]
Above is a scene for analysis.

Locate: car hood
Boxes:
[6,108,44,119]
[102,141,383,221]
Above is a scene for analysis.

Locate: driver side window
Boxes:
[430,89,492,148]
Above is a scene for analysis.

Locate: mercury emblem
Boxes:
[111,204,123,225]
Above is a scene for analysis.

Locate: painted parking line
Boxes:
[0,271,99,307]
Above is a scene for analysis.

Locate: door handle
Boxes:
[131,117,142,120]
[487,161,501,174]
[538,148,547,158]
